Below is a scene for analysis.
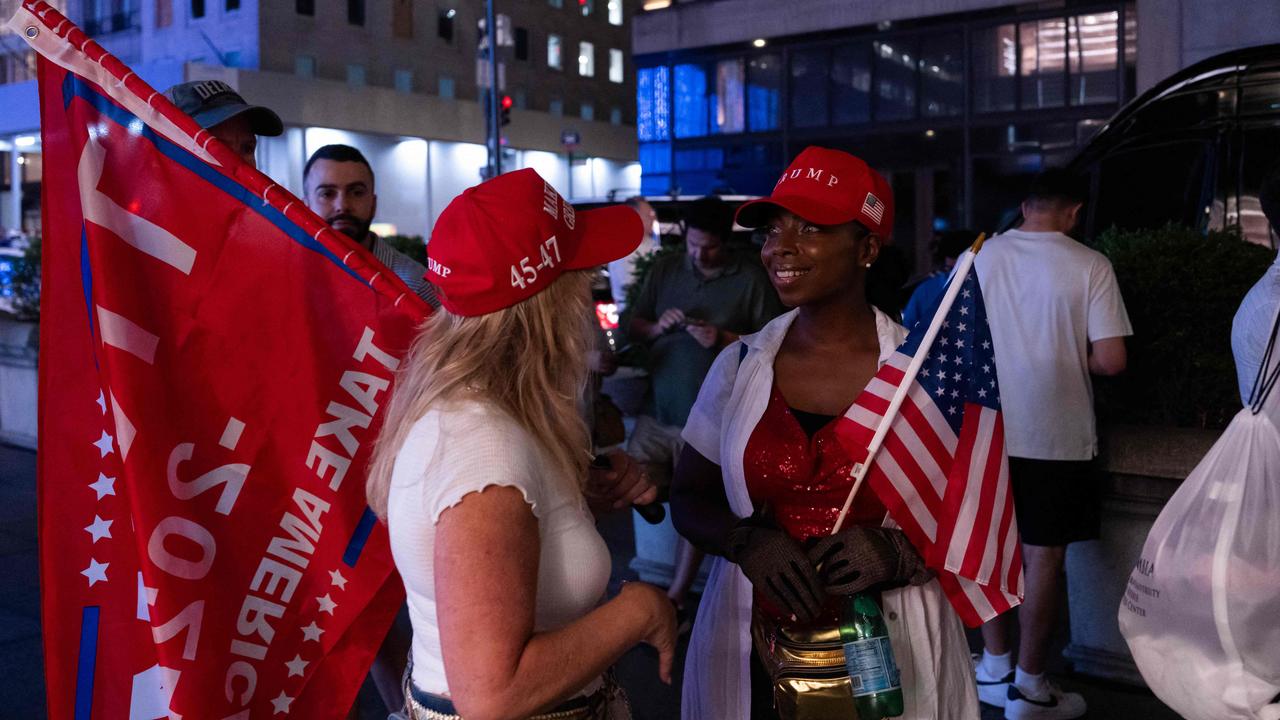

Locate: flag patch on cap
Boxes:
[861,192,885,225]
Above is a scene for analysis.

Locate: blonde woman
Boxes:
[368,169,676,720]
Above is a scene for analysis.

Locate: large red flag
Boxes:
[15,1,430,716]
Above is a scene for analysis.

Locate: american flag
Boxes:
[835,261,1023,626]
[861,192,885,225]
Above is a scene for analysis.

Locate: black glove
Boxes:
[805,526,932,596]
[724,519,826,623]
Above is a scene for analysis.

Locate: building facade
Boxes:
[632,0,1280,275]
[0,0,645,240]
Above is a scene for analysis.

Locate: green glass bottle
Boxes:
[839,593,905,719]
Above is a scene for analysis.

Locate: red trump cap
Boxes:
[425,168,645,317]
[735,146,894,237]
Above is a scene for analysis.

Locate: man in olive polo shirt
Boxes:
[627,196,783,610]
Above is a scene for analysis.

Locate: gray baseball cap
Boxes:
[162,80,283,137]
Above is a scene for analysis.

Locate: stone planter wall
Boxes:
[1064,423,1222,686]
[0,318,37,450]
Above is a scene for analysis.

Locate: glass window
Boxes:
[920,32,963,118]
[973,23,1016,112]
[191,0,204,19]
[581,0,593,17]
[296,0,313,15]
[227,0,240,10]
[1239,126,1280,248]
[747,54,781,132]
[515,28,529,60]
[346,64,366,87]
[715,58,745,134]
[579,42,595,77]
[1092,140,1213,235]
[1020,18,1066,109]
[438,9,454,42]
[295,55,316,78]
[581,102,595,121]
[790,48,829,128]
[513,89,527,109]
[438,74,455,99]
[549,0,562,6]
[831,41,872,124]
[1067,12,1118,105]
[549,97,564,116]
[608,0,622,25]
[392,0,413,38]
[873,38,917,121]
[348,0,365,26]
[610,49,624,83]
[394,69,413,94]
[548,35,562,70]
[610,106,623,124]
[637,66,671,141]
[674,63,709,138]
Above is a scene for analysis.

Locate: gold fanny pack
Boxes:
[750,607,863,720]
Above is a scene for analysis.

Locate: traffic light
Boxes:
[500,94,513,127]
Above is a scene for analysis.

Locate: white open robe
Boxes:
[679,309,980,720]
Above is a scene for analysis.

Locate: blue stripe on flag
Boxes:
[74,605,100,720]
[80,225,94,340]
[343,508,378,567]
[61,75,369,287]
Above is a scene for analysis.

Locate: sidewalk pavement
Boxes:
[2,442,1182,719]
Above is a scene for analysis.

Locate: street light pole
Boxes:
[486,0,502,178]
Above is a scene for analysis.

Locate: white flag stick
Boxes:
[830,233,987,536]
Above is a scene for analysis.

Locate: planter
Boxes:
[1064,423,1221,685]
[0,317,37,450]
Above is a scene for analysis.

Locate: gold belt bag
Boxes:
[750,607,862,720]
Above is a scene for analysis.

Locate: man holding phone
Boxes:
[626,196,783,611]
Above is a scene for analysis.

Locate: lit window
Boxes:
[347,64,366,87]
[579,41,595,77]
[394,69,413,94]
[549,0,562,6]
[608,0,622,25]
[609,48,624,83]
[610,106,623,124]
[581,102,594,121]
[549,97,564,116]
[439,75,456,99]
[548,34,562,70]
[580,0,593,17]
[295,55,316,78]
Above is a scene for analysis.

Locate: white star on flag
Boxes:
[82,558,108,586]
[285,654,309,678]
[93,430,115,457]
[316,594,337,614]
[301,622,324,642]
[96,390,106,414]
[271,691,293,715]
[84,515,112,542]
[89,472,116,500]
[329,569,348,590]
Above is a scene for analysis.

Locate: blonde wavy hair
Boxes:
[367,271,593,519]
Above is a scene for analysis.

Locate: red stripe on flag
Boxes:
[881,429,943,517]
[897,394,954,474]
[960,408,1002,580]
[864,466,932,551]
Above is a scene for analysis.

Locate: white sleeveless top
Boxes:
[387,398,612,696]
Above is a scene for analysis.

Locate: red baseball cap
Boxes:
[425,168,645,317]
[735,146,894,237]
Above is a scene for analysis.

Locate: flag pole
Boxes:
[830,233,987,535]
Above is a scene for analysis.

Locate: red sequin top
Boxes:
[743,385,887,543]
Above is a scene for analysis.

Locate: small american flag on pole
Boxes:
[833,245,1023,627]
[861,192,886,225]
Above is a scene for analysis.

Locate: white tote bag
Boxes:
[1119,316,1280,720]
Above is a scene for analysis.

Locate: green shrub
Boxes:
[11,235,40,322]
[381,234,426,266]
[1094,223,1275,429]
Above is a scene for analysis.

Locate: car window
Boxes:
[1089,139,1216,237]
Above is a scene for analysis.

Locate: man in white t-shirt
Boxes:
[972,170,1133,720]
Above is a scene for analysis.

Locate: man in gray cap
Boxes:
[162,79,283,168]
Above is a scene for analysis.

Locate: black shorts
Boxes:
[1009,457,1101,547]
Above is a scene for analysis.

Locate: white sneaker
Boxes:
[971,654,1013,708]
[1004,682,1087,720]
